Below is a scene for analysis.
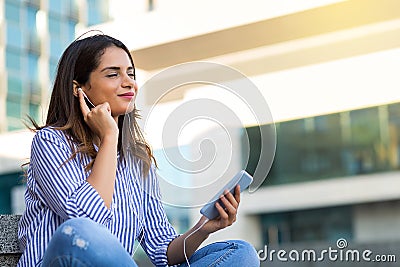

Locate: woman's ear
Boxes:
[72,80,80,97]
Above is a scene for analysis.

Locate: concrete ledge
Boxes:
[0,215,22,266]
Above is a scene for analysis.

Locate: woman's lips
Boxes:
[118,92,135,99]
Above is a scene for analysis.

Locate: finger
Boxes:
[216,201,234,227]
[220,194,237,216]
[234,185,241,204]
[223,190,238,209]
[102,102,111,113]
[215,202,228,220]
[78,89,90,116]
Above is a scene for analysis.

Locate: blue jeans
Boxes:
[180,239,260,267]
[42,218,260,267]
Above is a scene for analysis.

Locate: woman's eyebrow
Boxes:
[100,66,134,72]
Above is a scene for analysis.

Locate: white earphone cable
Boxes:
[183,218,209,267]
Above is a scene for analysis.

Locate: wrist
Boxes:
[194,219,211,237]
[100,132,118,146]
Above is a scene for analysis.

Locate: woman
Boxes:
[18,34,259,267]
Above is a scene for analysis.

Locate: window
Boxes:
[48,15,63,36]
[48,16,77,61]
[27,53,39,82]
[29,103,40,122]
[6,98,22,119]
[5,1,21,24]
[48,0,63,16]
[67,20,76,41]
[7,75,24,97]
[387,103,400,170]
[6,24,24,49]
[26,6,37,29]
[245,102,400,186]
[87,0,110,26]
[66,0,79,21]
[260,206,353,245]
[6,49,21,72]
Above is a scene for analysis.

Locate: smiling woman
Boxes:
[75,45,138,118]
[17,34,259,267]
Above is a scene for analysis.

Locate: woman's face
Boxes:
[83,46,137,118]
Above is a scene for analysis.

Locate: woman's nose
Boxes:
[122,74,135,88]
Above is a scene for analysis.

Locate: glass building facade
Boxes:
[245,101,400,246]
[2,0,110,132]
[4,0,40,131]
[260,206,353,245]
[246,102,400,186]
[0,0,110,213]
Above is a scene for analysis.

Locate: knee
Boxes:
[51,218,95,246]
[52,218,104,244]
[59,217,97,229]
[57,217,103,234]
[231,240,260,266]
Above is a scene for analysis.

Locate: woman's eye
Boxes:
[128,73,135,78]
[107,73,118,77]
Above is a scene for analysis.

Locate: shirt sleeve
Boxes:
[30,128,112,224]
[139,164,179,267]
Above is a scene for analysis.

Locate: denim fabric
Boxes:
[41,218,137,267]
[41,218,259,267]
[180,240,260,267]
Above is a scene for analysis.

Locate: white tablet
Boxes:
[200,170,253,220]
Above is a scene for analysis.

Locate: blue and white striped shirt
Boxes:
[18,127,178,266]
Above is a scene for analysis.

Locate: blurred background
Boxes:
[0,0,400,266]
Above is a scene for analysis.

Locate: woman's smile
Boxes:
[118,91,135,99]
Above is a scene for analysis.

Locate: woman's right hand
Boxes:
[78,90,119,142]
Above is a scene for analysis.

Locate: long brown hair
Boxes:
[28,34,155,176]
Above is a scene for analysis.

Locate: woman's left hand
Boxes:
[199,185,241,234]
